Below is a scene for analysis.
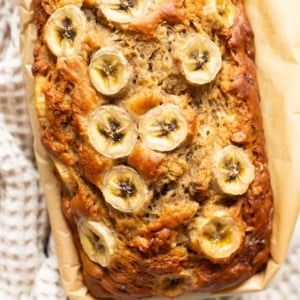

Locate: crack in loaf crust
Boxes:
[32,0,273,298]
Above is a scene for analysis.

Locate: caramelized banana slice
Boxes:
[180,34,222,85]
[52,158,76,191]
[101,165,148,212]
[200,214,242,260]
[77,219,116,267]
[88,48,131,96]
[138,103,188,152]
[213,145,255,195]
[190,213,243,262]
[157,271,197,298]
[88,105,138,159]
[97,0,149,24]
[45,5,87,58]
[205,0,236,28]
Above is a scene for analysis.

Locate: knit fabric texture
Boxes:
[0,0,65,299]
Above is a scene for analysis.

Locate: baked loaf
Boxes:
[32,0,273,298]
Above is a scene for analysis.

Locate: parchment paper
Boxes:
[19,0,300,299]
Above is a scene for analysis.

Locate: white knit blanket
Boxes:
[0,0,65,299]
[0,0,298,299]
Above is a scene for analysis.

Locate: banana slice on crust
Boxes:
[97,0,149,24]
[200,214,242,261]
[138,103,188,152]
[45,5,87,58]
[213,145,255,195]
[52,158,76,192]
[215,0,235,27]
[190,213,243,262]
[158,270,197,298]
[101,165,148,213]
[77,218,116,267]
[205,0,236,28]
[88,105,138,159]
[89,48,131,96]
[35,77,48,128]
[180,34,222,85]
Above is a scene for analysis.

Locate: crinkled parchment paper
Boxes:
[19,0,300,299]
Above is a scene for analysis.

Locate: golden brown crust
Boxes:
[32,0,273,298]
[128,143,166,180]
[128,0,187,37]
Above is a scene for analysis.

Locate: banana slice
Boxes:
[52,158,76,192]
[216,0,235,27]
[35,86,46,118]
[88,105,138,159]
[213,145,255,195]
[158,271,196,298]
[198,214,243,261]
[45,5,87,58]
[138,103,188,152]
[35,77,48,128]
[97,0,149,24]
[180,34,222,85]
[89,48,130,96]
[101,165,148,213]
[204,0,236,28]
[77,218,116,267]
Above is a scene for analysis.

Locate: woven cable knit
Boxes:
[0,0,66,299]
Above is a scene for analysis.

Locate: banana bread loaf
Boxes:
[32,0,273,298]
